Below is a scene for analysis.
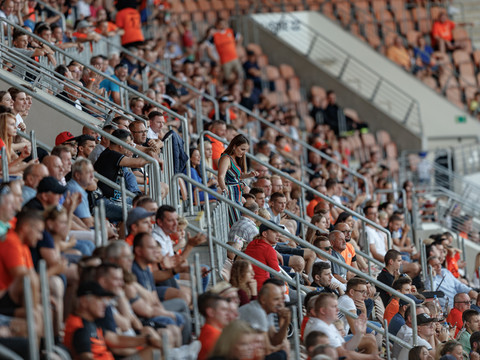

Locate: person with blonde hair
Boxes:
[208,320,255,360]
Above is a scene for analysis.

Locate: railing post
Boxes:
[384,319,391,360]
[94,206,101,247]
[295,273,303,325]
[162,332,169,360]
[370,78,382,101]
[99,199,108,246]
[189,264,201,337]
[39,260,54,359]
[1,147,8,182]
[120,177,128,237]
[23,276,39,360]
[291,305,300,360]
[30,130,37,160]
[195,253,204,294]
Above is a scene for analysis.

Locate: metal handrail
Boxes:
[0,70,163,201]
[174,173,418,347]
[199,130,392,248]
[36,0,66,31]
[90,34,220,122]
[0,18,188,128]
[246,9,424,136]
[225,101,369,198]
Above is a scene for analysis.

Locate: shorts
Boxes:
[0,292,19,317]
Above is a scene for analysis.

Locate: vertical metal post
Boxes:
[195,253,204,294]
[189,264,201,336]
[23,276,39,360]
[30,130,37,160]
[99,199,108,246]
[94,206,101,247]
[195,97,203,135]
[39,260,54,359]
[291,305,300,360]
[162,332,169,360]
[295,274,303,325]
[384,319,391,360]
[120,177,128,237]
[1,147,8,182]
[202,174,216,287]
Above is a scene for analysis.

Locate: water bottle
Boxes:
[433,295,441,317]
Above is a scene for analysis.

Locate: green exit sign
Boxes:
[455,115,467,123]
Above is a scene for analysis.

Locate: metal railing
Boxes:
[173,173,418,350]
[243,10,424,136]
[36,0,66,31]
[225,102,369,198]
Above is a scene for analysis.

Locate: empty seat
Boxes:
[371,0,387,14]
[364,22,381,48]
[376,8,396,35]
[430,7,445,22]
[453,50,471,66]
[288,88,302,103]
[311,86,327,100]
[288,77,300,90]
[422,76,439,92]
[406,30,421,46]
[464,84,478,102]
[336,2,351,26]
[459,62,475,77]
[385,142,398,159]
[322,2,336,20]
[274,78,287,92]
[376,130,391,148]
[398,18,414,36]
[411,7,431,34]
[452,28,472,53]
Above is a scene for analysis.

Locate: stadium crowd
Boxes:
[0,0,480,360]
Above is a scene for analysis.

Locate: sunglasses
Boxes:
[320,246,333,251]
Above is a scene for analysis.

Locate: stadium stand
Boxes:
[1,0,480,359]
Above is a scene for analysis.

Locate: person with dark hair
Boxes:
[407,345,431,360]
[446,292,472,337]
[99,63,129,104]
[217,134,258,226]
[76,135,96,159]
[457,309,480,352]
[310,262,344,296]
[376,249,402,307]
[470,331,480,356]
[94,128,148,204]
[197,292,230,360]
[384,276,415,325]
[147,111,166,140]
[89,124,116,164]
[239,279,290,359]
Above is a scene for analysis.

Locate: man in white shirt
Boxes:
[304,293,381,359]
[364,205,387,263]
[147,111,166,140]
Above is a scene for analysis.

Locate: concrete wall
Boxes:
[244,17,422,151]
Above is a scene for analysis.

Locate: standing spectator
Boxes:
[217,134,257,226]
[197,292,231,360]
[457,309,480,353]
[210,18,243,83]
[244,221,281,292]
[115,1,144,46]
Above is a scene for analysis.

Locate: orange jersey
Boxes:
[212,28,238,64]
[0,229,33,291]
[116,8,144,45]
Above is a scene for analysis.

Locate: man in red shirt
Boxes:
[244,221,281,292]
[431,12,461,52]
[447,292,471,336]
[197,292,231,360]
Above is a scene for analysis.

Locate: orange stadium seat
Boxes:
[411,7,431,34]
[336,2,352,26]
[422,76,440,93]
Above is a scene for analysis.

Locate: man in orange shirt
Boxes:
[116,5,144,46]
[383,276,413,325]
[431,12,459,52]
[125,207,154,246]
[205,120,227,170]
[210,18,244,83]
[197,292,231,360]
[335,222,358,276]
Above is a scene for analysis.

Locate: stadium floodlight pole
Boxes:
[225,101,370,199]
[199,130,392,249]
[174,172,418,345]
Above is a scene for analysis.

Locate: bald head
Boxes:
[42,155,64,181]
[23,163,49,189]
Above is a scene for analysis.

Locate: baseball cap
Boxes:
[259,221,285,235]
[417,313,437,325]
[77,281,115,297]
[55,131,76,146]
[76,20,93,30]
[218,95,233,103]
[126,207,155,229]
[399,294,424,306]
[37,176,67,194]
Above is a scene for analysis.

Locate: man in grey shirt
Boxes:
[329,230,348,285]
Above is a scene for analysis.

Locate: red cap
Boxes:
[55,131,75,146]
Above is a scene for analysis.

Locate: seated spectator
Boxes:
[197,292,231,360]
[228,200,259,244]
[329,230,348,285]
[388,295,422,337]
[208,320,258,360]
[66,158,95,228]
[437,340,463,359]
[76,135,96,159]
[229,259,258,306]
[21,163,48,205]
[0,112,33,175]
[64,281,161,359]
[431,12,461,52]
[304,293,380,359]
[99,64,129,105]
[239,278,291,359]
[446,292,471,336]
[387,36,411,71]
[125,207,154,246]
[425,256,477,310]
[376,249,402,307]
[72,20,101,43]
[470,330,480,357]
[383,276,415,325]
[23,176,66,211]
[89,124,115,164]
[186,147,217,203]
[310,262,344,296]
[457,309,480,353]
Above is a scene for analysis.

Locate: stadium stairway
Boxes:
[240,10,480,150]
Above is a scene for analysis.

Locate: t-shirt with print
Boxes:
[94,148,124,201]
[116,7,144,45]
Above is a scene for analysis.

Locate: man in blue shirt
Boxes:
[99,63,128,105]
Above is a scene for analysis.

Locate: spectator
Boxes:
[115,3,144,46]
[244,221,281,292]
[337,278,369,335]
[250,187,266,209]
[329,230,348,284]
[54,131,77,157]
[470,331,480,357]
[446,292,471,336]
[364,205,388,263]
[407,345,432,360]
[76,135,96,159]
[147,111,166,140]
[267,192,286,224]
[0,112,32,174]
[230,259,258,306]
[206,120,227,170]
[99,63,129,105]
[252,178,272,207]
[376,249,402,306]
[228,200,259,244]
[42,155,64,182]
[334,222,360,275]
[431,12,459,52]
[72,20,101,44]
[125,207,154,246]
[64,281,160,358]
[209,320,257,360]
[255,139,272,164]
[388,294,422,337]
[197,292,231,360]
[425,256,477,310]
[304,293,379,359]
[21,163,48,205]
[384,276,415,325]
[217,134,257,226]
[310,262,344,296]
[186,147,216,203]
[66,158,96,227]
[393,305,427,359]
[387,36,411,71]
[437,340,463,359]
[210,18,243,83]
[89,124,115,164]
[239,278,291,359]
[23,176,66,211]
[457,309,480,353]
